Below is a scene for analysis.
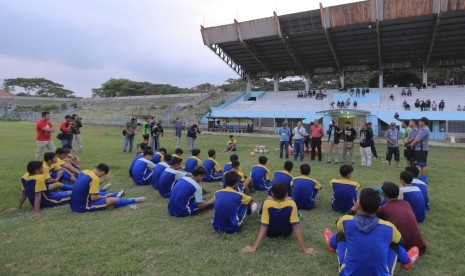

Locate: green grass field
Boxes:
[1,121,464,275]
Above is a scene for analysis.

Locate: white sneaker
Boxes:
[101,183,112,191]
[249,203,258,217]
[133,197,145,203]
[116,189,125,198]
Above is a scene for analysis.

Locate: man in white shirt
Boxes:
[293,121,308,161]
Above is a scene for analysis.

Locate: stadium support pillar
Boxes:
[379,70,383,89]
[305,74,312,92]
[339,72,345,88]
[246,75,252,93]
[274,77,279,92]
[422,65,428,85]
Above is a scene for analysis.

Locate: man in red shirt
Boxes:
[35,112,56,160]
[310,119,324,161]
[377,182,427,254]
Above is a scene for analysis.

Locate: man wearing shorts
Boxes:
[411,117,430,183]
[385,122,400,167]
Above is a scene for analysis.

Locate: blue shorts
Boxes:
[41,191,71,207]
[87,199,108,212]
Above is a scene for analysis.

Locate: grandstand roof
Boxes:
[201,0,465,79]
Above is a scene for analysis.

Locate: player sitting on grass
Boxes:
[53,148,79,182]
[324,188,419,275]
[224,135,237,152]
[212,171,257,233]
[70,163,144,213]
[131,149,155,185]
[291,164,322,210]
[222,160,253,193]
[202,149,223,182]
[250,156,272,191]
[172,148,183,159]
[269,161,294,195]
[329,165,361,213]
[129,145,152,177]
[43,152,74,191]
[184,149,202,174]
[168,166,214,217]
[151,148,166,165]
[377,182,427,254]
[242,183,319,254]
[158,157,188,198]
[399,171,426,223]
[151,154,172,190]
[62,144,81,169]
[223,154,239,172]
[405,165,429,211]
[8,161,72,217]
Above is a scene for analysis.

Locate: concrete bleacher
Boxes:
[379,86,465,112]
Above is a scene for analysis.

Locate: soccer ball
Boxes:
[264,149,269,154]
[249,151,256,157]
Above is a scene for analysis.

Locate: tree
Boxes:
[3,78,75,97]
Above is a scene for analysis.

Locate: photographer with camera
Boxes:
[58,115,75,148]
[71,114,83,152]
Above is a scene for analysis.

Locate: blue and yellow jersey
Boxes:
[56,157,65,167]
[158,168,187,198]
[251,164,271,191]
[412,178,430,211]
[151,152,164,164]
[21,173,69,207]
[129,153,143,177]
[223,162,232,173]
[399,186,426,222]
[132,158,155,185]
[184,156,202,173]
[212,187,252,233]
[70,170,101,212]
[291,175,322,210]
[221,170,246,192]
[42,161,61,180]
[330,178,361,213]
[202,158,222,182]
[168,176,203,217]
[260,199,299,237]
[336,214,401,275]
[151,162,170,190]
[270,171,293,195]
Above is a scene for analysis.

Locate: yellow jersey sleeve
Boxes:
[260,200,271,225]
[241,193,252,205]
[214,160,221,172]
[315,181,322,190]
[89,174,101,194]
[336,215,353,233]
[56,158,65,167]
[391,223,402,243]
[289,201,299,224]
[34,175,47,193]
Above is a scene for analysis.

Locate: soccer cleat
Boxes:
[401,246,420,269]
[116,189,125,198]
[101,183,112,191]
[133,197,146,203]
[248,203,258,217]
[324,228,336,252]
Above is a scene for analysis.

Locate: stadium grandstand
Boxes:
[201,0,465,140]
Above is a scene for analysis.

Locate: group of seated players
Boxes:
[128,145,429,274]
[12,147,145,217]
[12,141,430,274]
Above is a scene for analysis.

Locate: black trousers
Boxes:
[311,137,322,160]
[370,140,378,158]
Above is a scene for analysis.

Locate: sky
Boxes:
[0,0,360,97]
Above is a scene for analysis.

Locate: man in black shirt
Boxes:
[342,121,357,164]
[367,122,378,159]
[359,123,373,167]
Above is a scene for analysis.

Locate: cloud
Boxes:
[0,0,360,97]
